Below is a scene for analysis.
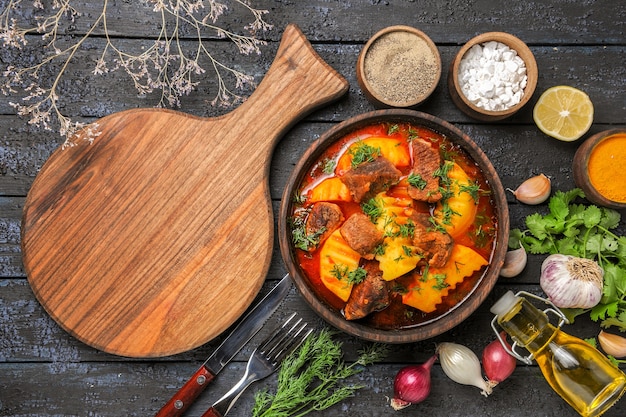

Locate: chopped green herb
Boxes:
[402,245,416,257]
[387,124,400,135]
[361,197,384,222]
[292,191,307,205]
[407,172,427,190]
[373,243,387,257]
[292,225,325,251]
[407,128,420,142]
[433,160,453,187]
[349,140,381,168]
[348,267,367,285]
[397,219,415,239]
[321,158,336,175]
[432,273,449,290]
[459,182,482,203]
[330,264,367,285]
[330,264,349,281]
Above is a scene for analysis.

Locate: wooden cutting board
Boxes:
[21,24,349,358]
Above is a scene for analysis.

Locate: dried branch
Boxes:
[1,0,273,147]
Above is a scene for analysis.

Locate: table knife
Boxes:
[155,274,292,417]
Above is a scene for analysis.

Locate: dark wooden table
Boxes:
[1,1,625,416]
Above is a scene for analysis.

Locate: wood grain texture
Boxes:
[2,1,626,416]
[20,24,348,358]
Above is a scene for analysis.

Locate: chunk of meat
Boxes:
[340,213,384,260]
[409,211,453,268]
[407,138,443,203]
[344,261,390,320]
[339,157,402,203]
[305,202,344,251]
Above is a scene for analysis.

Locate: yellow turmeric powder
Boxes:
[587,133,626,203]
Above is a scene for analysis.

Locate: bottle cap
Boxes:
[490,290,519,316]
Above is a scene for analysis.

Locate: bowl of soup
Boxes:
[278,110,509,343]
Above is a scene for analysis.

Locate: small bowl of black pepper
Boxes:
[357,25,442,109]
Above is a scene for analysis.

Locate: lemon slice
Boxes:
[533,86,594,141]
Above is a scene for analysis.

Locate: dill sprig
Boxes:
[251,328,388,417]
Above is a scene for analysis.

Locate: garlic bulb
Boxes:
[508,174,551,205]
[598,331,626,358]
[540,254,603,309]
[499,246,527,278]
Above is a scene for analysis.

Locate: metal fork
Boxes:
[200,312,312,417]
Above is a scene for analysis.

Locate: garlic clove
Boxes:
[508,173,551,205]
[598,330,626,358]
[499,246,527,278]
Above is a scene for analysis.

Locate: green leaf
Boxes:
[562,188,586,204]
[508,229,524,249]
[525,213,550,240]
[600,263,622,304]
[602,235,620,253]
[586,234,604,256]
[600,208,621,230]
[615,237,626,262]
[600,310,626,332]
[611,265,626,295]
[524,236,553,254]
[591,301,619,321]
[548,190,571,220]
[562,307,587,324]
[583,205,602,228]
[555,237,579,256]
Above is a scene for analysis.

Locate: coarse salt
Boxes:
[458,41,527,111]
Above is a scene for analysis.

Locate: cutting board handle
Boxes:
[227,24,349,152]
[21,24,349,358]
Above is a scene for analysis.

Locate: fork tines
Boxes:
[260,312,312,365]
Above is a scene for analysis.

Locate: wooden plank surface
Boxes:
[1,0,625,415]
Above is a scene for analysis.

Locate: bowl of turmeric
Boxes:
[573,129,626,210]
[278,109,509,343]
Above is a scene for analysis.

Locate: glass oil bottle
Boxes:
[490,291,626,417]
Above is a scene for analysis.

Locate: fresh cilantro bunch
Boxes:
[510,189,626,331]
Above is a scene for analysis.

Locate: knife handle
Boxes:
[200,407,223,417]
[155,365,216,417]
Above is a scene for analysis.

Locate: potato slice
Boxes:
[319,229,361,302]
[309,177,352,202]
[433,162,478,239]
[336,137,410,174]
[375,236,421,281]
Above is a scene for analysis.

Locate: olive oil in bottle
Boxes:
[491,291,626,417]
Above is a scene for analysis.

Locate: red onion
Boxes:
[390,354,436,410]
[482,331,516,386]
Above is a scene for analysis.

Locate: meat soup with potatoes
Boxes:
[288,122,498,330]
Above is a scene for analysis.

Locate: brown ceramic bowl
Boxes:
[356,25,441,108]
[278,110,510,343]
[573,129,626,210]
[449,32,538,121]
